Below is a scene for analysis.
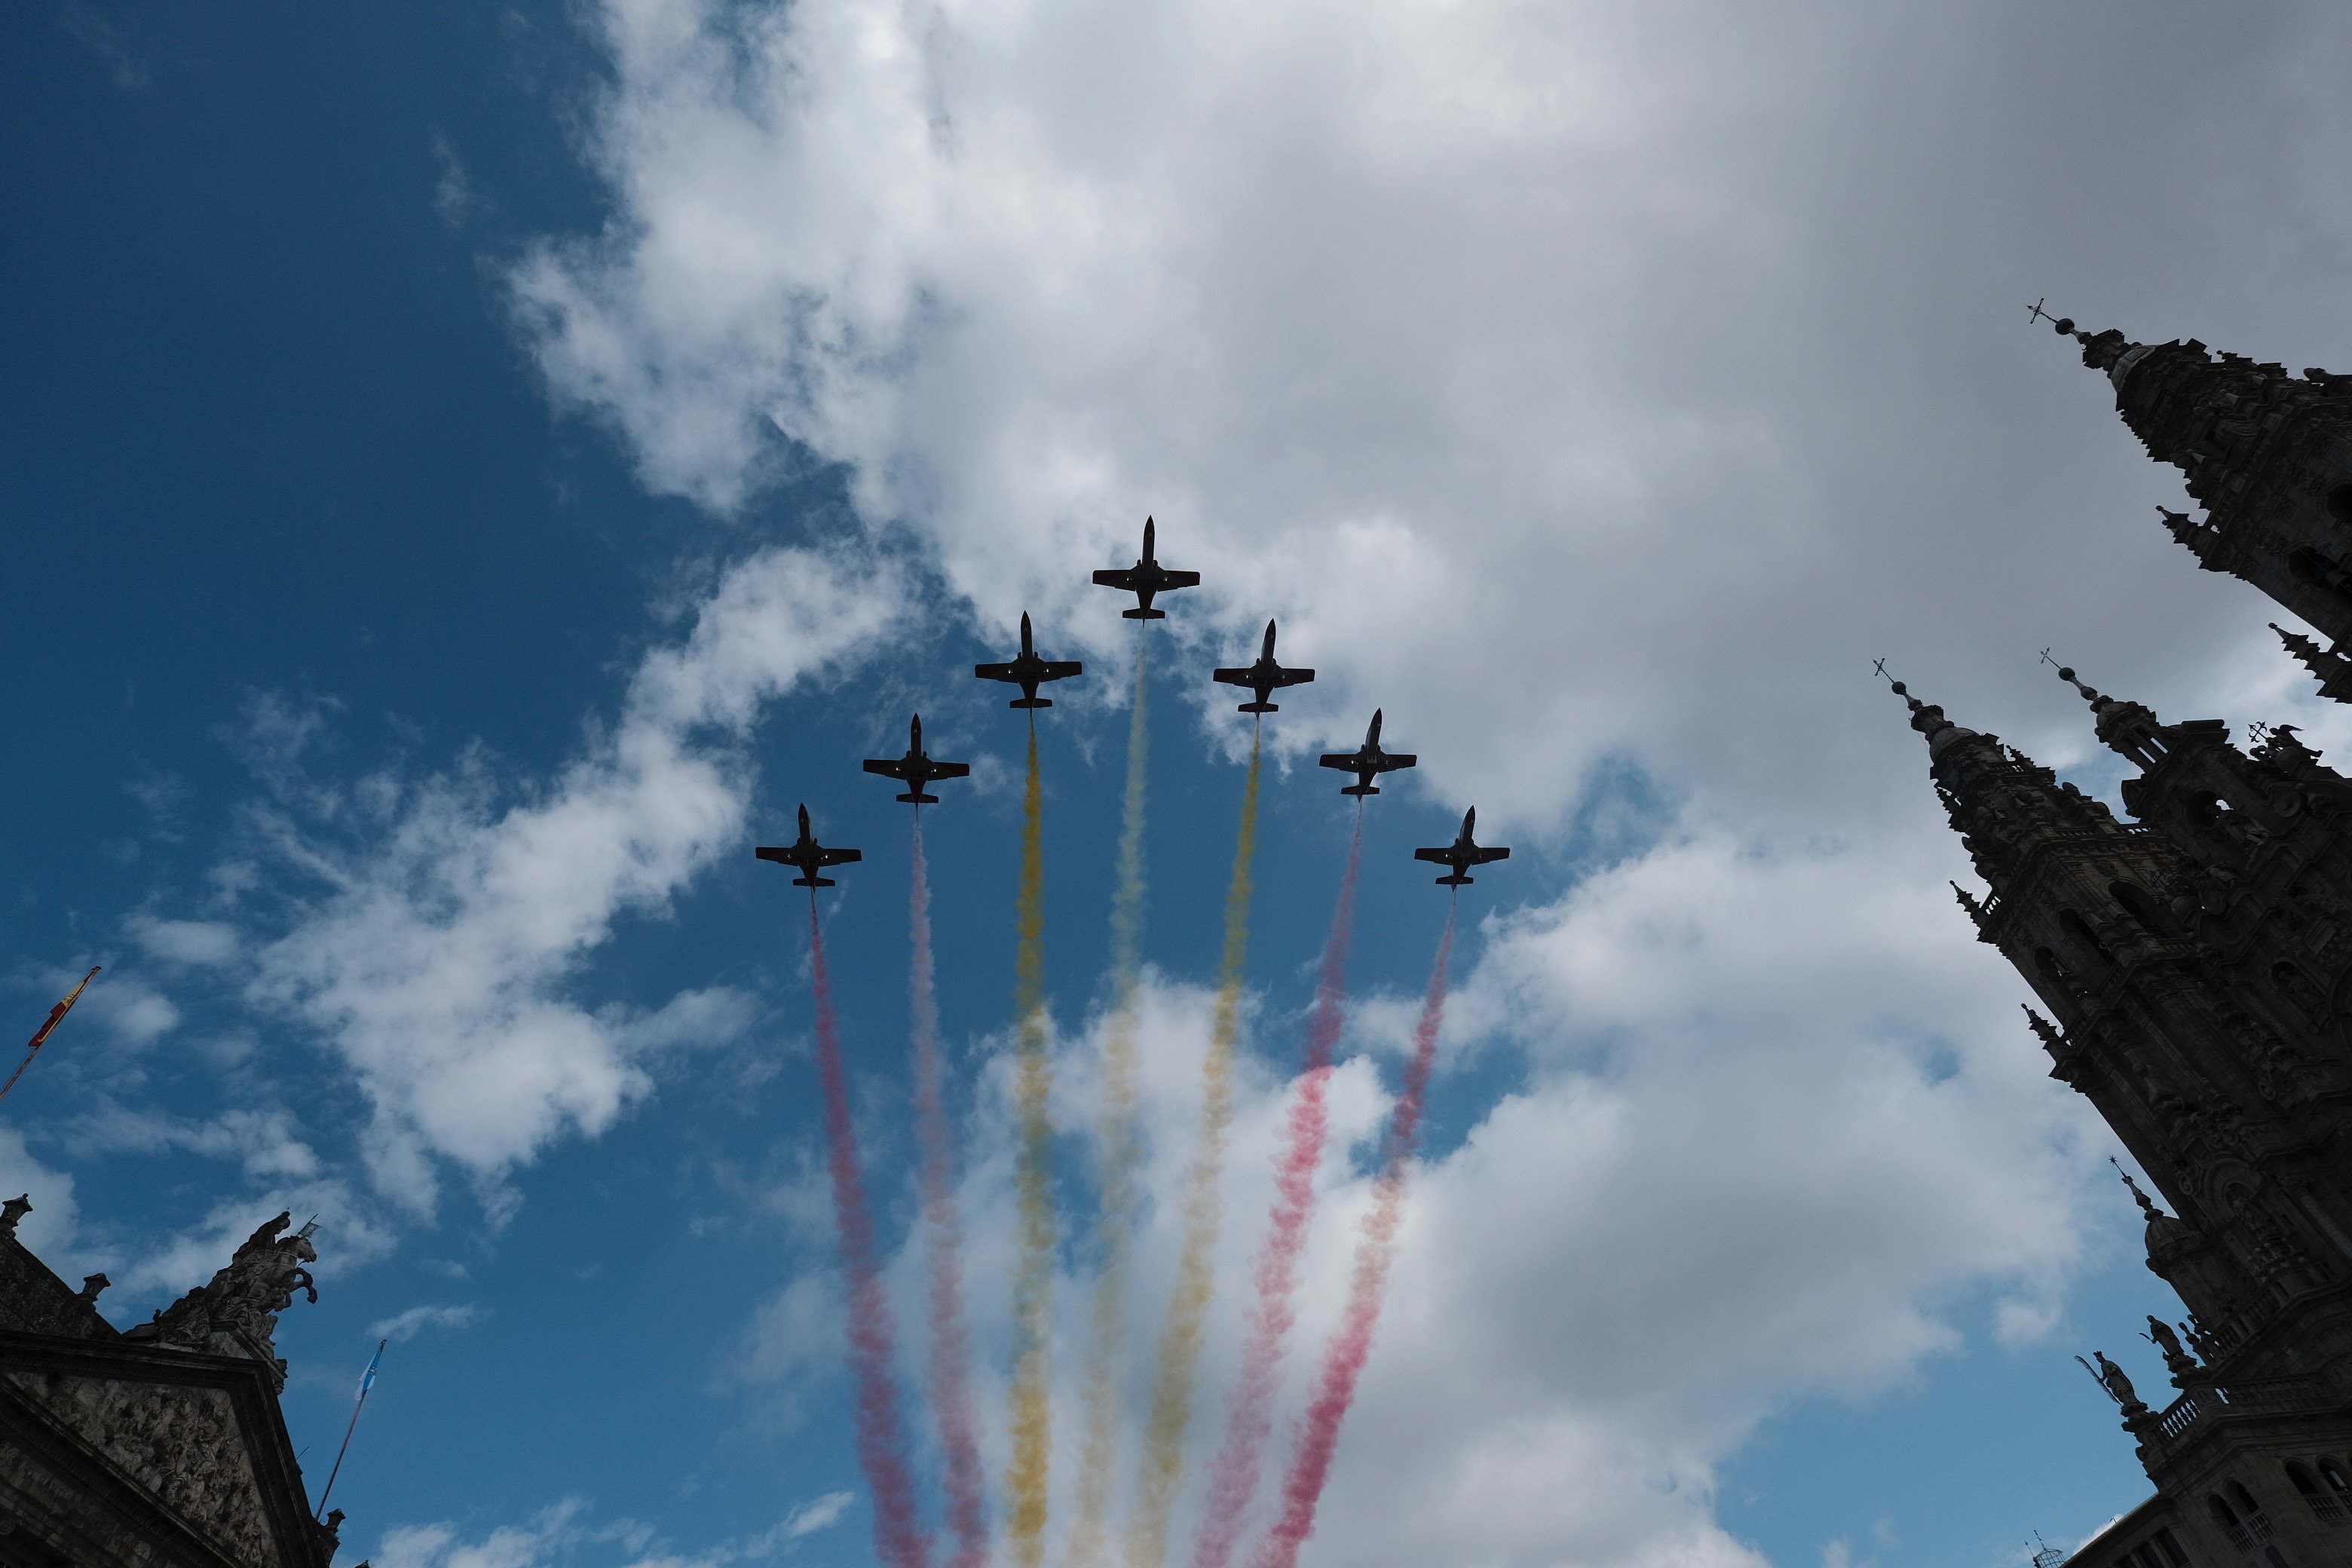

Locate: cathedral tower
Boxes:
[1902,667,2352,1566]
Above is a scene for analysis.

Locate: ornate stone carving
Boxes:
[133,1211,317,1389]
[3,1368,282,1567]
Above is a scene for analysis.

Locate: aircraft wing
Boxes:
[754,847,795,864]
[1092,567,1140,590]
[1411,847,1454,865]
[1039,660,1083,679]
[1271,667,1315,688]
[863,758,913,780]
[974,660,1020,681]
[1211,667,1251,685]
[1317,752,1360,770]
[1161,569,1201,589]
[1377,752,1417,772]
[818,846,863,866]
[1469,846,1511,864]
[932,761,972,780]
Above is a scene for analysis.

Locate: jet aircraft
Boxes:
[1318,709,1417,796]
[1413,807,1510,886]
[1212,620,1315,713]
[975,612,1085,708]
[1092,517,1201,619]
[862,714,972,804]
[755,805,863,887]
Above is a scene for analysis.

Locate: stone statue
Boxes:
[2142,1315,2200,1382]
[2093,1350,2139,1407]
[0,1193,28,1239]
[2078,1350,2151,1423]
[134,1211,317,1388]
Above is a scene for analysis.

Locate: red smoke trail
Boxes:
[1248,908,1456,1568]
[911,819,991,1568]
[807,900,933,1568]
[1189,817,1364,1568]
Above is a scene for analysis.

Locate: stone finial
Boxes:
[77,1272,109,1305]
[2112,1157,2164,1223]
[0,1195,28,1239]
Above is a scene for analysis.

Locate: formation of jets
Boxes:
[755,518,1509,891]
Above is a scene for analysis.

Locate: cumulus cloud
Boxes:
[225,545,899,1214]
[510,0,2352,831]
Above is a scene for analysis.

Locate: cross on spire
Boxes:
[2028,298,2055,327]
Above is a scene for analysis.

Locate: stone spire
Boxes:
[2049,660,2167,767]
[2044,311,2352,653]
[1885,673,2122,888]
[2273,622,2352,703]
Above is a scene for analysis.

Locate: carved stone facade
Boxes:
[0,1203,342,1568]
[1903,322,2352,1567]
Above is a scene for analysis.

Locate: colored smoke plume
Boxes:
[1005,724,1058,1568]
[806,901,933,1568]
[1126,730,1263,1568]
[1189,818,1363,1568]
[1250,908,1457,1568]
[911,819,991,1568]
[1070,632,1153,1568]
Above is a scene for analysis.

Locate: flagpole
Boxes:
[0,967,100,1105]
[317,1338,387,1519]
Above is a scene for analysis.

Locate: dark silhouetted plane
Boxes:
[1092,517,1201,619]
[755,804,863,887]
[1413,807,1510,886]
[1318,709,1417,796]
[975,612,1085,708]
[863,714,972,804]
[1212,620,1315,713]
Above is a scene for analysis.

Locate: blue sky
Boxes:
[9,5,2352,1568]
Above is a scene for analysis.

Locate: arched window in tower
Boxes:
[2110,880,2177,939]
[2228,1479,2274,1541]
[2288,1460,2346,1522]
[2033,945,2075,998]
[2210,1493,2252,1552]
[2060,909,2115,970]
[2326,481,2352,522]
[2289,544,2352,603]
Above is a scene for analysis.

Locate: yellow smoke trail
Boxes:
[1068,633,1153,1568]
[1125,729,1263,1568]
[1005,721,1056,1568]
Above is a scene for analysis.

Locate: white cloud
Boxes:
[229,545,899,1212]
[368,1303,487,1343]
[509,0,2352,838]
[779,1491,855,1539]
[128,917,241,967]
